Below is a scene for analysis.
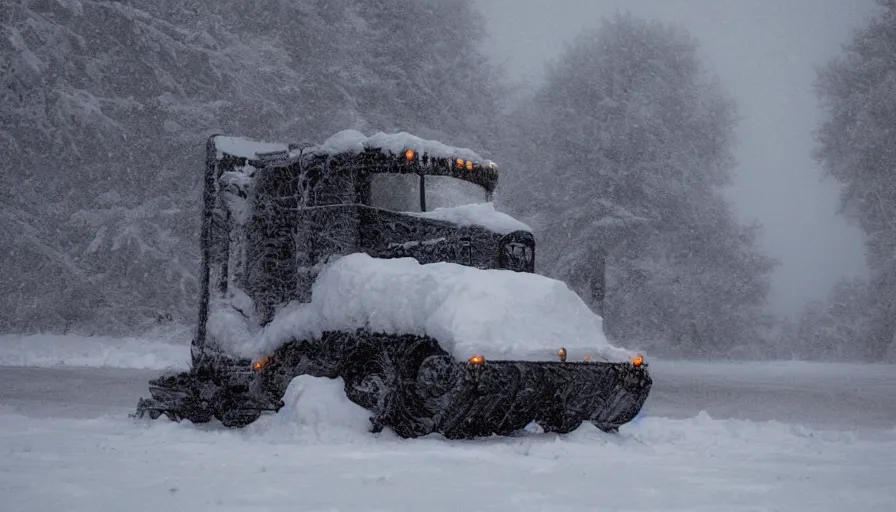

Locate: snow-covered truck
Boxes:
[135,131,652,438]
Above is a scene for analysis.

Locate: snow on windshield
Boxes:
[369,173,491,213]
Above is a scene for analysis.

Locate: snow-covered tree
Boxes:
[499,14,775,355]
[352,0,503,148]
[0,0,503,334]
[814,0,896,359]
[777,278,876,361]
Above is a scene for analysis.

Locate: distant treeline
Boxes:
[1,0,892,361]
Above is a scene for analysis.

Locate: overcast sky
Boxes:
[476,0,879,317]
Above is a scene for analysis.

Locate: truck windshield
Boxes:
[424,175,489,210]
[370,173,422,212]
[369,174,488,212]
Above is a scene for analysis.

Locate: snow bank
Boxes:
[318,129,491,165]
[0,332,190,370]
[247,376,374,444]
[230,253,633,362]
[408,202,531,234]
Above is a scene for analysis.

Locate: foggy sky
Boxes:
[476,0,878,317]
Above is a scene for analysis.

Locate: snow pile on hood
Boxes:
[248,376,374,444]
[408,202,531,234]
[229,253,633,363]
[317,129,490,166]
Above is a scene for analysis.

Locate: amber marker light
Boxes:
[252,355,272,371]
[468,354,485,365]
[404,149,415,161]
[456,158,465,168]
[631,354,644,367]
[584,355,591,361]
[465,160,474,171]
[557,347,567,362]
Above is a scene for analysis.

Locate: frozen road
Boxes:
[1,360,893,430]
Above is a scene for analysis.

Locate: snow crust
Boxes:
[317,129,491,165]
[235,253,633,362]
[0,332,189,370]
[408,202,532,233]
[213,135,288,159]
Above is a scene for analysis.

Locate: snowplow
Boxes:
[134,130,651,438]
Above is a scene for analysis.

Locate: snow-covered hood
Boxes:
[214,253,633,363]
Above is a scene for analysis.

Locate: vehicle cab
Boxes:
[209,130,535,323]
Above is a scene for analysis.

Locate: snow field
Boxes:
[1,334,894,511]
[1,380,894,512]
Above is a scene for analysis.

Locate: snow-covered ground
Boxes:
[0,331,190,370]
[1,333,895,511]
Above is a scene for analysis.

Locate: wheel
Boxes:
[183,401,214,424]
[340,334,450,438]
[215,408,261,428]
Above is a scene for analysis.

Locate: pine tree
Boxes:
[500,14,775,355]
[353,0,503,149]
[815,0,896,359]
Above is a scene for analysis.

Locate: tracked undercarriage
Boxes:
[136,330,651,437]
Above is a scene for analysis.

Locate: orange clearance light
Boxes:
[456,158,465,168]
[252,355,272,371]
[584,355,591,361]
[631,354,644,367]
[557,347,567,362]
[468,354,485,365]
[465,160,474,171]
[404,149,415,161]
